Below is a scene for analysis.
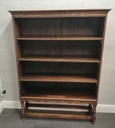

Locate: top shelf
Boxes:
[16,36,103,41]
[9,9,110,18]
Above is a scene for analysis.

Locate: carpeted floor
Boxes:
[0,109,115,128]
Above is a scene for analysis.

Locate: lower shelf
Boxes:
[25,102,91,120]
[26,111,91,120]
[20,97,97,123]
[21,89,96,103]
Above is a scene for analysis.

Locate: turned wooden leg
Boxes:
[21,101,26,120]
[91,104,97,124]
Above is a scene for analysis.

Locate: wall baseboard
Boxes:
[2,100,21,109]
[97,104,115,113]
[0,101,3,114]
[0,100,115,114]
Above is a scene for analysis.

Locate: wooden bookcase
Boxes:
[9,10,110,124]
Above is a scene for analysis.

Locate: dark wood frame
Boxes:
[9,9,110,124]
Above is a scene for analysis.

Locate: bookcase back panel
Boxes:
[61,41,101,58]
[19,40,101,59]
[22,82,96,89]
[16,17,104,37]
[20,41,57,57]
[62,17,104,36]
[21,62,98,76]
[21,82,97,98]
[17,18,56,36]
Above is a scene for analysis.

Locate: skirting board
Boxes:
[0,101,3,114]
[0,100,115,114]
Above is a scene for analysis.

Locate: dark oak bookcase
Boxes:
[9,10,110,123]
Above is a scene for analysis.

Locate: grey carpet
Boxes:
[0,109,115,128]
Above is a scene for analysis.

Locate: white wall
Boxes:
[0,0,115,105]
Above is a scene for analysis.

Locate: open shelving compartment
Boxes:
[9,9,110,124]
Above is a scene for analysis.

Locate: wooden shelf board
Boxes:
[21,89,96,102]
[17,36,103,41]
[9,9,110,18]
[26,112,91,120]
[19,57,100,63]
[20,75,97,83]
